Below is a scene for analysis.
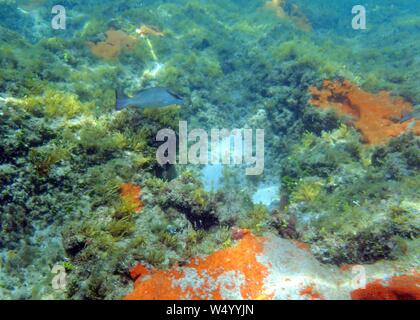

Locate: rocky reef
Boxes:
[0,0,419,300]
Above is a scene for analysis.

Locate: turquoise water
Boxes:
[0,1,419,300]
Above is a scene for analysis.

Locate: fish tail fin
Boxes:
[115,89,126,111]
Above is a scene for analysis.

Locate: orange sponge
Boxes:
[309,80,419,144]
[351,273,420,300]
[124,234,271,300]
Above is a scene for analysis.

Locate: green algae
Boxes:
[281,132,420,264]
[0,0,419,300]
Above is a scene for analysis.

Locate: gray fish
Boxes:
[116,87,184,110]
[400,106,420,123]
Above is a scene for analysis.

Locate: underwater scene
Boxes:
[0,0,419,301]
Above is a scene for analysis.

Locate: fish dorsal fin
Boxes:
[166,89,183,100]
[141,86,183,100]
